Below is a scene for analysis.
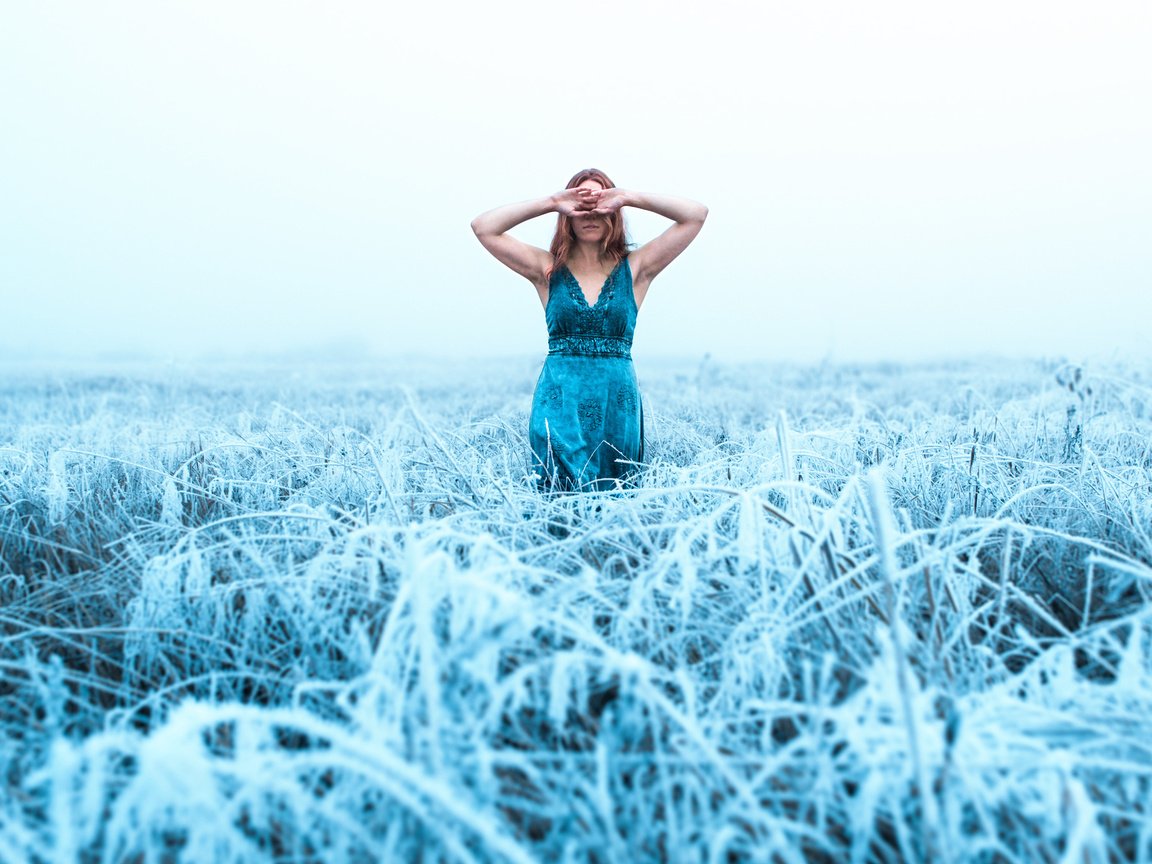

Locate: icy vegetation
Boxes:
[1,355,1151,863]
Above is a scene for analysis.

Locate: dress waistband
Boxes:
[548,334,632,359]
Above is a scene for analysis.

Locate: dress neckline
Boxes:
[564,258,624,310]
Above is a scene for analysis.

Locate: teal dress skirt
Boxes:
[529,257,644,491]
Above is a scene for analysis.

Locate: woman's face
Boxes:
[570,179,607,243]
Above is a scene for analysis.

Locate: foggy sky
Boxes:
[2,0,1149,365]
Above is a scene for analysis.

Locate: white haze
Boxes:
[1,0,1149,364]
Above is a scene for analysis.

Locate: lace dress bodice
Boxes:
[545,258,636,359]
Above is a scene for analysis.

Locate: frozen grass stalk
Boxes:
[866,467,942,863]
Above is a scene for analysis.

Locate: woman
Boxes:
[471,169,707,490]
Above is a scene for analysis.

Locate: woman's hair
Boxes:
[547,168,630,283]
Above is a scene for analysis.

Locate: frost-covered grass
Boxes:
[1,355,1151,863]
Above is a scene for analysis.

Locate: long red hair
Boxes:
[546,168,630,284]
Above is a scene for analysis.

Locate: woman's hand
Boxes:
[552,187,599,217]
[588,187,630,215]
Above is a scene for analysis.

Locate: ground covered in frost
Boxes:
[1,355,1151,862]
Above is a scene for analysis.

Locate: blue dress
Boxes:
[529,256,644,491]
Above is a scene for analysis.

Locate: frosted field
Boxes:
[1,355,1151,863]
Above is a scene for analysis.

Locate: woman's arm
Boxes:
[471,189,596,286]
[591,189,708,288]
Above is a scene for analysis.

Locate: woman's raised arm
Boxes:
[471,189,597,287]
[588,189,708,290]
